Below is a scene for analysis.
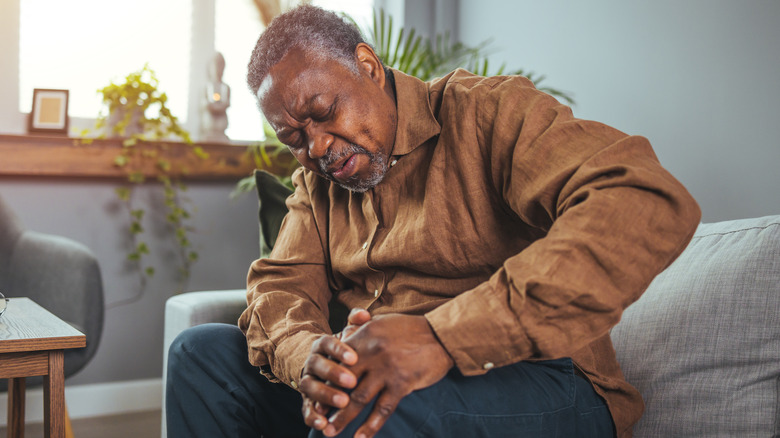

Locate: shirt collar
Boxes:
[389,69,441,157]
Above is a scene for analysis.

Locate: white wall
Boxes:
[459,0,780,222]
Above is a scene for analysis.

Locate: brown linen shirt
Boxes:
[239,68,701,437]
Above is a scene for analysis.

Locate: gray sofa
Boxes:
[162,215,780,437]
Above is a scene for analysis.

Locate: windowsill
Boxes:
[0,134,294,181]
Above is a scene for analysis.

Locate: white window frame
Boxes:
[0,0,405,140]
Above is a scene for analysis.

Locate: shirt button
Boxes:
[361,241,368,250]
[290,380,298,389]
[390,159,398,167]
[483,362,495,370]
[374,289,379,298]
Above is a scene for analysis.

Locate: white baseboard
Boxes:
[0,378,162,424]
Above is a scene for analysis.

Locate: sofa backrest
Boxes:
[611,215,780,437]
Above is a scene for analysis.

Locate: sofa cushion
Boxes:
[611,215,780,437]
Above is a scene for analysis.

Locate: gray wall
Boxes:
[0,177,259,385]
[459,0,780,222]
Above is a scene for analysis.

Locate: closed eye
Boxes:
[311,96,338,122]
[312,107,331,122]
[277,130,305,149]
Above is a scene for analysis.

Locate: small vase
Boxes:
[106,106,144,138]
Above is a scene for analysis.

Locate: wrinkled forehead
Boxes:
[256,48,359,118]
[256,48,310,97]
[256,61,324,122]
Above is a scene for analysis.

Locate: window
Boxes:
[17,0,376,142]
[214,0,376,141]
[19,0,192,122]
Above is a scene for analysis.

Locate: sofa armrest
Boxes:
[165,289,246,330]
[163,289,246,368]
[161,289,246,438]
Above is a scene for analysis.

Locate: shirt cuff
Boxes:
[271,331,324,389]
[424,279,533,375]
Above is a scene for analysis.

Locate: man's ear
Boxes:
[355,43,385,88]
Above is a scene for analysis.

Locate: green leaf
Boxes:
[259,144,273,167]
[130,209,145,220]
[157,159,171,172]
[230,174,257,198]
[128,171,145,184]
[136,242,150,254]
[130,221,143,234]
[115,187,131,201]
[192,146,209,160]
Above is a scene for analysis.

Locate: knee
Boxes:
[168,323,244,371]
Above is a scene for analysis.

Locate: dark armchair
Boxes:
[0,194,104,390]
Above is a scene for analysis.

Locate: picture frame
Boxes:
[28,88,70,134]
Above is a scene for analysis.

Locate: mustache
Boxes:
[317,143,370,175]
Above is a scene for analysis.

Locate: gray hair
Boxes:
[247,5,368,95]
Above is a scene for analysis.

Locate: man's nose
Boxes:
[306,125,334,160]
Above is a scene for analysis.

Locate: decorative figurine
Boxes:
[203,52,231,142]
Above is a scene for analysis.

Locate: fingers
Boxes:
[303,352,357,389]
[340,324,361,340]
[300,360,353,432]
[340,308,372,340]
[302,396,330,431]
[347,308,371,326]
[311,334,359,366]
[300,373,350,407]
[355,390,403,438]
[323,373,386,437]
[301,334,361,431]
[323,314,452,437]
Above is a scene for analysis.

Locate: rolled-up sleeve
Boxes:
[238,169,333,387]
[426,79,701,375]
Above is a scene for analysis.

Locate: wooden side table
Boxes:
[0,298,86,438]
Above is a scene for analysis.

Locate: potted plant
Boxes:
[88,64,208,292]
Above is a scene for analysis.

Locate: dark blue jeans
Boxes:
[166,323,615,438]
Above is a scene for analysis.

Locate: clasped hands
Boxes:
[300,309,454,438]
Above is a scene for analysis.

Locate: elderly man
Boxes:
[167,5,700,438]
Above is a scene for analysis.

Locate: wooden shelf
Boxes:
[0,134,295,181]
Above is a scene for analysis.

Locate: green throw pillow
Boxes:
[254,169,293,258]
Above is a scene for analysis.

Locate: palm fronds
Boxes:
[364,9,575,105]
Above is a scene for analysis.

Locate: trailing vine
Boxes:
[86,65,207,292]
